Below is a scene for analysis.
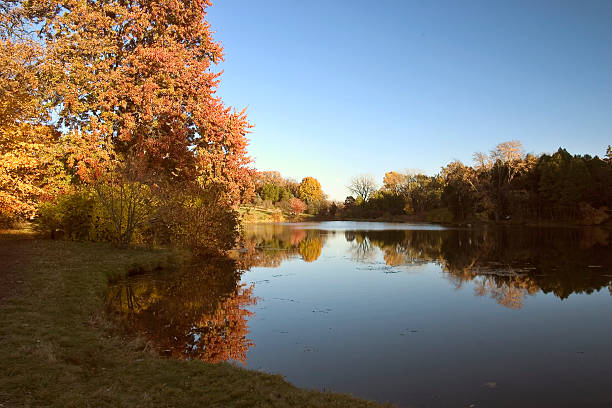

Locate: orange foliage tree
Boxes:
[23,0,252,202]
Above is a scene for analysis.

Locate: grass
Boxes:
[0,233,382,408]
[239,205,315,223]
[239,205,286,223]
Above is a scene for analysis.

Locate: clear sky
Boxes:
[207,0,612,201]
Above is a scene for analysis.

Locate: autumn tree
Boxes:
[441,161,480,220]
[24,0,252,201]
[0,4,69,223]
[382,171,409,196]
[472,140,530,221]
[299,177,323,204]
[254,171,284,188]
[0,0,256,251]
[289,197,306,216]
[380,171,443,214]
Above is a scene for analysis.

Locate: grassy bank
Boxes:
[0,232,381,407]
[239,205,315,224]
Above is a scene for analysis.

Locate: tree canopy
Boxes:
[341,142,612,224]
[1,0,252,253]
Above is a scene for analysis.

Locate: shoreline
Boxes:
[243,215,612,230]
[0,231,382,408]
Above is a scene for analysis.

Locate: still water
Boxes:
[108,222,612,407]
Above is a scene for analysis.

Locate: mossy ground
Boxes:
[0,232,382,407]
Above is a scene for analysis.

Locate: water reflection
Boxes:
[107,222,612,407]
[237,224,612,309]
[107,260,256,363]
[235,223,328,267]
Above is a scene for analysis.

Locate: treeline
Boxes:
[0,0,254,253]
[244,171,331,217]
[341,141,612,225]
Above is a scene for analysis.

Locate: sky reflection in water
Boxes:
[109,222,612,408]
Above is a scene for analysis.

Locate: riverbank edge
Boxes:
[245,214,612,230]
[0,231,384,408]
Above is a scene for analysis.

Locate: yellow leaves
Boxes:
[0,122,69,220]
[298,177,323,204]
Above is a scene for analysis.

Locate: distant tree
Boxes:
[472,151,490,170]
[606,145,612,164]
[328,202,338,217]
[382,171,409,196]
[490,140,526,186]
[348,175,377,202]
[441,161,480,220]
[344,196,356,207]
[299,177,323,204]
[289,197,307,216]
[381,170,444,215]
[285,179,301,198]
[408,174,444,213]
[473,140,528,221]
[259,183,281,202]
[255,171,284,188]
[278,187,293,202]
[536,148,590,219]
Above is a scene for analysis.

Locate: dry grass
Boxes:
[0,234,383,408]
[239,205,316,224]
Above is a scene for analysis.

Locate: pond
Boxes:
[108,221,612,407]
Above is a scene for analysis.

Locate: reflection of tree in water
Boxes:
[352,230,445,266]
[192,284,255,363]
[107,259,256,363]
[346,231,376,263]
[235,224,327,268]
[351,227,612,309]
[237,224,611,310]
[472,276,539,309]
[299,236,323,262]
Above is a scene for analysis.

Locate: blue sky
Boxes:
[207,0,612,200]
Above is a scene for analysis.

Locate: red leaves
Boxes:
[30,0,251,202]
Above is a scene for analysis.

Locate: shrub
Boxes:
[37,189,109,240]
[94,180,155,247]
[155,182,239,256]
[37,178,239,256]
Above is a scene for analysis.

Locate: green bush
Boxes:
[38,189,103,240]
[38,183,157,245]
